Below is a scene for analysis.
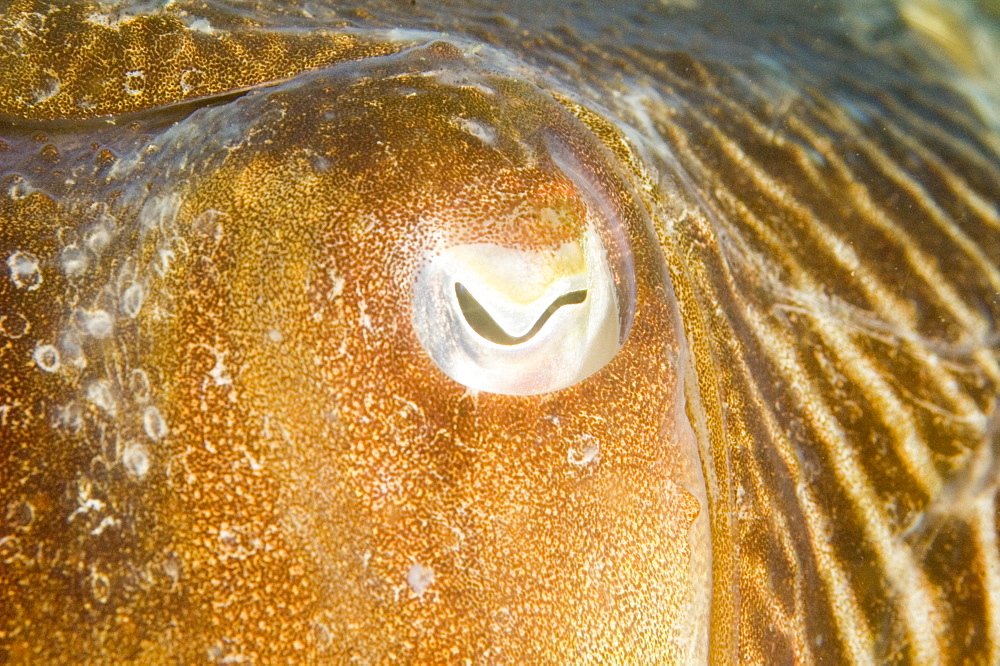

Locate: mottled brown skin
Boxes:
[0,7,705,662]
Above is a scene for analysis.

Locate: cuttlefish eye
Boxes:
[412,185,634,396]
[349,49,641,396]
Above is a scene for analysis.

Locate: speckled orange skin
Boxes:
[0,14,706,662]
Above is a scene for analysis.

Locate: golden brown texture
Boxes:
[2,0,1000,663]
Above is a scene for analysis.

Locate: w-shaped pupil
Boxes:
[455,282,587,346]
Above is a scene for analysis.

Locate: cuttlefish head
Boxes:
[11,41,710,660]
[192,41,639,397]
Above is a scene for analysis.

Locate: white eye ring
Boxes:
[411,227,626,396]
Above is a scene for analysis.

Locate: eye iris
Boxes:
[455,282,588,346]
[412,233,628,395]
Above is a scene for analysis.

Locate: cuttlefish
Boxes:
[1,0,999,662]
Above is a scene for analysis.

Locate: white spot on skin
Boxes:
[143,405,168,440]
[68,494,105,523]
[209,356,231,386]
[407,562,435,598]
[90,515,119,536]
[32,70,60,104]
[241,447,263,472]
[6,176,32,200]
[7,251,41,290]
[191,208,226,242]
[124,70,145,96]
[312,154,331,172]
[32,344,60,372]
[454,117,498,145]
[567,435,600,466]
[326,268,344,300]
[85,224,112,254]
[123,441,150,479]
[179,69,202,94]
[154,247,176,276]
[185,17,215,33]
[86,380,116,414]
[215,525,262,560]
[54,403,83,431]
[358,301,374,332]
[267,328,284,343]
[84,11,126,28]
[81,309,113,339]
[196,345,232,386]
[162,554,181,590]
[60,246,89,277]
[121,283,144,318]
